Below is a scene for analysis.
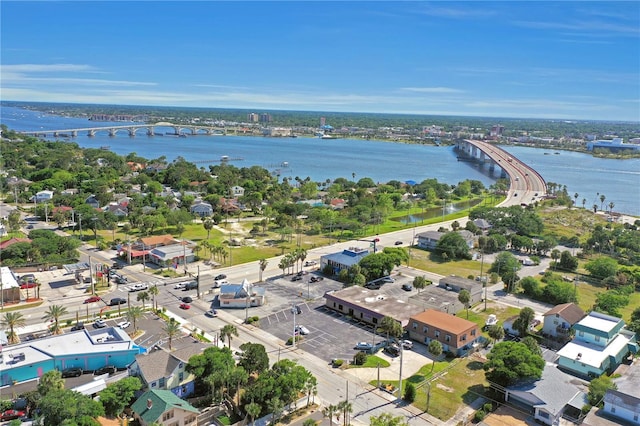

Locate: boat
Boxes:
[484,314,498,329]
[220,155,229,162]
[100,146,110,151]
[321,134,336,140]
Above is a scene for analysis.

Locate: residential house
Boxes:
[408,309,481,356]
[231,185,245,197]
[0,266,20,305]
[129,343,207,398]
[219,279,265,309]
[131,389,199,426]
[542,303,585,339]
[329,198,346,209]
[557,311,638,378]
[325,286,423,328]
[85,195,100,208]
[0,237,31,250]
[473,218,492,232]
[190,201,213,217]
[31,190,54,203]
[104,203,129,217]
[416,231,443,249]
[602,359,640,425]
[505,364,588,426]
[320,247,370,274]
[220,197,240,213]
[416,230,475,250]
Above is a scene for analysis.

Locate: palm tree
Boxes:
[220,324,238,348]
[163,319,182,350]
[1,312,26,344]
[551,249,561,270]
[126,306,145,331]
[608,201,615,214]
[148,285,159,311]
[38,370,64,396]
[203,218,214,239]
[428,340,443,372]
[458,289,471,319]
[245,401,261,426]
[259,258,268,282]
[582,198,586,209]
[323,404,338,426]
[337,400,353,426]
[137,291,150,309]
[600,194,606,211]
[573,193,579,207]
[43,304,68,335]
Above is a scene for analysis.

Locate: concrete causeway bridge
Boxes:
[18,122,247,138]
[457,139,547,207]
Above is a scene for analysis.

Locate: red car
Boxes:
[179,303,191,310]
[19,282,37,289]
[1,409,25,421]
[84,296,102,304]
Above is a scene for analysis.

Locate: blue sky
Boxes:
[1,1,639,121]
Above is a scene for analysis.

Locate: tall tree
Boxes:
[126,306,145,331]
[163,319,182,350]
[245,400,261,426]
[513,307,536,337]
[370,413,409,426]
[1,312,26,344]
[136,291,150,309]
[259,258,268,282]
[377,316,403,342]
[220,324,239,348]
[37,370,64,396]
[99,377,142,417]
[458,289,471,319]
[148,284,159,310]
[43,304,68,335]
[428,340,443,372]
[484,341,544,386]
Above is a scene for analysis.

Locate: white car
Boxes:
[129,283,148,292]
[214,279,228,288]
[401,340,413,349]
[295,325,310,335]
[173,282,185,290]
[94,319,107,328]
[117,321,131,329]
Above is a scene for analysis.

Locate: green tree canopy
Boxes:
[238,342,270,375]
[98,377,142,417]
[436,232,471,260]
[483,341,545,386]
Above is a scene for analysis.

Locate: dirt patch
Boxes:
[483,405,529,426]
[436,383,454,392]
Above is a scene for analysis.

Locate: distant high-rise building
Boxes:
[247,113,259,123]
[490,125,504,137]
[320,117,326,127]
[259,113,272,123]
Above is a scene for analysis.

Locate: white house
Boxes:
[231,185,245,197]
[602,358,640,425]
[542,303,585,339]
[31,190,54,203]
[190,202,213,217]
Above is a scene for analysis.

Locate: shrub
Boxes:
[404,382,416,403]
[353,351,367,366]
[474,410,486,422]
[286,336,303,346]
[332,359,343,367]
[483,403,493,413]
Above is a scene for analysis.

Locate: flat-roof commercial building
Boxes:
[324,286,423,328]
[408,309,482,356]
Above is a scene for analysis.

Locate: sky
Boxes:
[1,1,639,121]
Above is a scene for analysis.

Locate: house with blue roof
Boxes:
[320,247,370,274]
[557,311,638,378]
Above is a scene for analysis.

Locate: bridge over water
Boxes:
[457,139,547,207]
[18,122,253,138]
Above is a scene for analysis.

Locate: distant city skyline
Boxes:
[1,2,638,122]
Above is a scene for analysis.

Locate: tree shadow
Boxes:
[466,361,484,371]
[462,384,487,404]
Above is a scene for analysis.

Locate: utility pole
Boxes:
[196,265,200,299]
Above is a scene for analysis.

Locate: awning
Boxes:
[125,249,150,257]
[63,262,90,274]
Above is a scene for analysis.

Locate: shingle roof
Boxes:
[410,309,478,335]
[543,303,586,325]
[135,350,179,385]
[132,389,199,424]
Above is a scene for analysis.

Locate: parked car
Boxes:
[61,367,83,378]
[381,276,395,283]
[84,296,102,304]
[310,276,324,283]
[394,241,403,245]
[71,322,85,331]
[291,275,302,282]
[401,284,413,291]
[117,321,131,329]
[19,282,38,289]
[214,274,227,280]
[384,344,400,357]
[205,309,218,317]
[1,409,25,421]
[109,297,127,306]
[295,325,310,335]
[94,365,117,376]
[365,282,381,290]
[129,283,148,292]
[182,296,193,303]
[401,340,413,349]
[179,303,191,310]
[292,305,302,315]
[296,271,308,276]
[354,342,373,351]
[304,260,317,266]
[111,262,122,269]
[94,319,107,328]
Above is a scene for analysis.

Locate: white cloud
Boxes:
[0,64,96,73]
[400,87,465,94]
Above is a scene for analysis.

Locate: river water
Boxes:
[2,105,639,216]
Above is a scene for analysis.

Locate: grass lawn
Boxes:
[349,355,390,369]
[408,249,485,278]
[458,304,520,338]
[370,358,487,421]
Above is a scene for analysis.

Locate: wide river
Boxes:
[2,105,639,216]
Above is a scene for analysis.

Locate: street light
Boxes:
[291,304,299,349]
